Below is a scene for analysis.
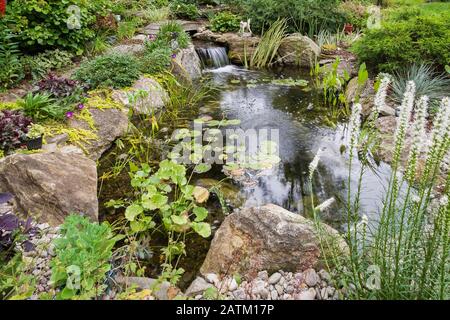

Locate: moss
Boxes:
[0,101,20,111]
[85,93,124,110]
[75,108,96,131]
[43,122,98,153]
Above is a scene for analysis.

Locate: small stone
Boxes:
[204,273,220,285]
[268,272,282,284]
[283,293,291,300]
[279,276,285,286]
[286,285,294,294]
[321,287,328,300]
[275,284,283,295]
[304,269,320,287]
[233,288,247,300]
[227,278,238,291]
[297,288,316,300]
[270,290,278,300]
[318,269,331,282]
[257,270,268,281]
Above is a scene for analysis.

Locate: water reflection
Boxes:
[202,66,394,229]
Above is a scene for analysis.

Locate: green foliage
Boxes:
[210,11,241,33]
[157,21,191,50]
[0,22,25,90]
[6,0,111,54]
[107,159,212,284]
[50,215,121,300]
[0,254,35,300]
[117,19,140,41]
[74,53,141,89]
[243,0,347,36]
[21,49,74,81]
[352,7,450,73]
[17,92,71,122]
[250,19,287,69]
[140,46,173,75]
[170,1,200,20]
[391,64,450,109]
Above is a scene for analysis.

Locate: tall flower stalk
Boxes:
[311,76,450,299]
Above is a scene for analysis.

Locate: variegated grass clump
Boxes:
[310,78,450,299]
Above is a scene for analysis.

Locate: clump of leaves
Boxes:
[0,110,32,152]
[170,1,200,20]
[0,212,37,258]
[17,92,71,122]
[0,22,24,90]
[210,11,241,33]
[37,73,80,98]
[140,45,172,75]
[74,53,141,89]
[21,50,74,81]
[50,215,122,300]
[157,21,190,50]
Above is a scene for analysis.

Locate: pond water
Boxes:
[196,63,394,229]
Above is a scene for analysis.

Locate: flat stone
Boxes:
[185,277,214,297]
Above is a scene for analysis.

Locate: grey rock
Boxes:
[171,44,202,82]
[115,276,179,300]
[318,269,331,282]
[107,44,145,56]
[112,76,168,115]
[200,204,347,278]
[185,277,214,297]
[257,270,269,281]
[204,273,220,285]
[304,268,320,287]
[0,152,98,226]
[270,290,278,300]
[297,288,316,300]
[68,107,129,160]
[268,272,282,285]
[278,34,320,67]
[233,288,247,300]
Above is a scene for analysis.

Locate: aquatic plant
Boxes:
[310,84,450,299]
[250,19,287,69]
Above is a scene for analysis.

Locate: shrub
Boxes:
[352,8,450,73]
[0,110,32,152]
[210,11,241,33]
[140,46,173,75]
[157,21,191,50]
[21,50,74,81]
[170,1,200,20]
[50,215,121,300]
[74,53,141,89]
[391,64,450,111]
[37,73,81,99]
[5,0,111,54]
[0,23,24,90]
[242,0,347,36]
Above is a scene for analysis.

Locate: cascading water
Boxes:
[196,47,230,68]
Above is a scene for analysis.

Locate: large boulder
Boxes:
[278,34,320,67]
[171,44,202,82]
[112,76,168,115]
[68,108,129,160]
[200,204,347,279]
[0,152,98,226]
[107,43,145,56]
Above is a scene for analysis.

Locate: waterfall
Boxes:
[196,47,229,68]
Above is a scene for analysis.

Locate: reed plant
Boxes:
[310,77,450,299]
[250,19,287,69]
